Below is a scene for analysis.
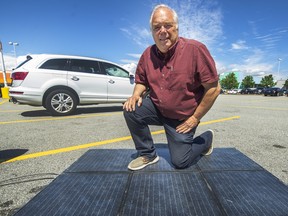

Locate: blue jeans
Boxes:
[123,98,210,169]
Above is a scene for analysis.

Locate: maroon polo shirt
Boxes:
[135,37,218,120]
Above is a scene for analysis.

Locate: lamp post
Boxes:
[277,58,282,80]
[8,41,19,66]
[0,41,8,87]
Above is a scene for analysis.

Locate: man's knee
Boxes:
[171,157,189,169]
[123,109,135,121]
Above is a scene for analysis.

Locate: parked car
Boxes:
[226,89,241,94]
[240,88,257,94]
[9,54,135,116]
[255,87,265,94]
[263,87,284,96]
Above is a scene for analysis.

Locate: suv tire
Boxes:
[45,89,77,116]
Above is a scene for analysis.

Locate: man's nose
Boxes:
[159,25,167,33]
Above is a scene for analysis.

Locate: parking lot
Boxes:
[0,94,287,215]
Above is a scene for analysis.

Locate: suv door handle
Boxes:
[71,76,79,81]
[108,79,115,84]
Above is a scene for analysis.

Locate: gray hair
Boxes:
[149,4,179,30]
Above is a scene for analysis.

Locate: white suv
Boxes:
[9,54,135,116]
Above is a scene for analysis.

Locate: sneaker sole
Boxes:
[202,129,214,156]
[128,155,160,171]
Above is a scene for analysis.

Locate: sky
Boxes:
[1,0,288,82]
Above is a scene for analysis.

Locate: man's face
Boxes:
[151,8,178,54]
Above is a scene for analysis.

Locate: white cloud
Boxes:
[0,54,17,71]
[175,0,223,46]
[120,26,152,49]
[122,62,137,74]
[228,49,274,77]
[215,60,228,74]
[120,53,141,65]
[231,40,248,50]
[120,0,223,64]
[127,53,142,59]
[120,59,139,64]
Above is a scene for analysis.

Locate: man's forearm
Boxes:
[132,83,147,97]
[192,82,221,121]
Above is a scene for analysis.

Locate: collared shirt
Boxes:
[135,37,218,120]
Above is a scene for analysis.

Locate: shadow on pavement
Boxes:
[20,105,123,117]
[0,149,29,163]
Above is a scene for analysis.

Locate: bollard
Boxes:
[1,86,9,98]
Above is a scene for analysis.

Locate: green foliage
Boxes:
[284,79,288,88]
[220,72,239,89]
[241,75,255,88]
[260,74,276,87]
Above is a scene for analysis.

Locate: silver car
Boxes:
[9,54,135,116]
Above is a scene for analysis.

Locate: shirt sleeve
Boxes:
[135,53,148,86]
[196,44,219,84]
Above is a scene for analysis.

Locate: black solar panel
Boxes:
[14,148,288,216]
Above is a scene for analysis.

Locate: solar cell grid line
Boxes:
[80,174,109,215]
[222,172,260,216]
[202,171,239,216]
[121,172,223,216]
[183,173,201,214]
[244,171,288,216]
[70,174,102,215]
[191,173,215,215]
[203,171,288,216]
[42,173,82,215]
[171,173,186,215]
[17,173,80,215]
[64,174,104,215]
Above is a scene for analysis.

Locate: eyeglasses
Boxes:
[152,23,175,33]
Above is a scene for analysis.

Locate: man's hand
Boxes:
[123,95,143,112]
[176,116,199,134]
[123,83,147,112]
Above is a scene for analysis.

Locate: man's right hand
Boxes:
[123,95,143,112]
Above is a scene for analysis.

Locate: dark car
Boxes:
[240,88,257,94]
[255,87,265,94]
[263,87,284,96]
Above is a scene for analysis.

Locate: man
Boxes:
[123,4,221,171]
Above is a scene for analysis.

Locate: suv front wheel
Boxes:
[45,89,77,116]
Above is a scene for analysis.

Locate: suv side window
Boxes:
[101,62,129,78]
[69,59,103,74]
[39,59,68,70]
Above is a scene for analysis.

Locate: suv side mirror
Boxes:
[129,73,134,79]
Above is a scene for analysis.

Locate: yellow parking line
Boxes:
[0,112,122,125]
[3,116,240,163]
[0,99,9,105]
[228,105,288,111]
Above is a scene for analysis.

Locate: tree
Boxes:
[220,72,239,89]
[260,74,276,87]
[284,79,288,89]
[241,75,255,88]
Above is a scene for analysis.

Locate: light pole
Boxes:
[8,41,19,66]
[277,58,282,80]
[0,40,8,87]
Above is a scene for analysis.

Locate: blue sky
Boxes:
[1,0,288,81]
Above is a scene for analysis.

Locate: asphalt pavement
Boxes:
[0,94,287,215]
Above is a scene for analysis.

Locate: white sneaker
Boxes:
[201,129,214,156]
